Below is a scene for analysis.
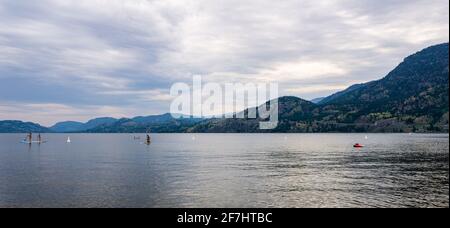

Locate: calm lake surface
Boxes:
[0,133,448,208]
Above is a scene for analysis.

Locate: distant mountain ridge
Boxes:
[310,97,325,104]
[86,113,204,133]
[49,121,84,133]
[1,43,448,133]
[49,114,203,133]
[0,113,200,133]
[0,120,51,133]
[50,117,117,132]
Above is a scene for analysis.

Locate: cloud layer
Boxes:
[0,0,448,125]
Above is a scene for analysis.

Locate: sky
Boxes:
[0,0,448,126]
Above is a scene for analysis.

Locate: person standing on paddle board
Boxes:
[146,134,151,145]
[38,134,42,143]
[27,133,32,143]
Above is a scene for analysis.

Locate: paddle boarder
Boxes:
[27,133,32,143]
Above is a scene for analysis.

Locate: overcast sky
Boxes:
[0,0,448,126]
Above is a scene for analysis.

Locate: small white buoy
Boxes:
[365,135,368,140]
[67,137,71,143]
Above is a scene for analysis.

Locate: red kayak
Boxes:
[353,143,364,148]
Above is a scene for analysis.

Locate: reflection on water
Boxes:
[0,133,448,208]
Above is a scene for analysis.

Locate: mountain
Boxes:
[132,113,175,124]
[322,43,448,108]
[316,43,449,132]
[81,117,117,130]
[49,114,204,133]
[50,121,84,132]
[189,43,449,133]
[87,114,204,133]
[50,117,117,132]
[0,120,51,133]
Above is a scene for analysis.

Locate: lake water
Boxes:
[0,133,448,208]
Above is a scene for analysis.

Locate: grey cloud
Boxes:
[0,0,448,124]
